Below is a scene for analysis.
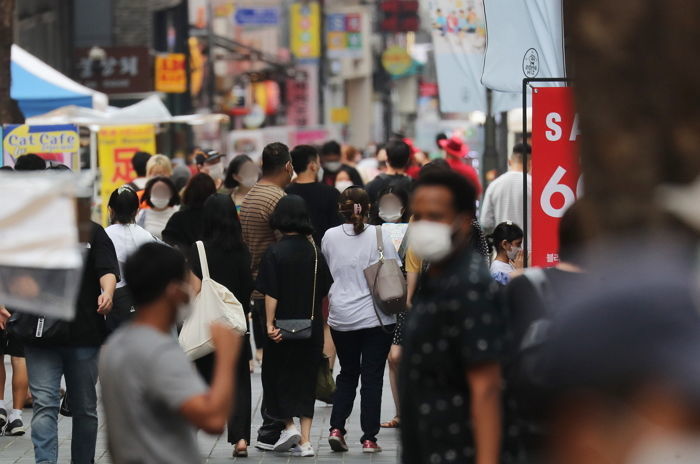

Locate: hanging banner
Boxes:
[482,0,566,92]
[531,86,580,267]
[290,2,321,61]
[98,125,156,225]
[3,125,79,169]
[428,0,488,113]
[155,53,187,94]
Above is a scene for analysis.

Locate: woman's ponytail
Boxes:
[338,187,370,235]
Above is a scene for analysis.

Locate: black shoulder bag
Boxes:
[275,241,318,340]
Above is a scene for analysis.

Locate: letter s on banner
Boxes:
[531,87,580,267]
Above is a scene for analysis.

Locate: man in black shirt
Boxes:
[286,145,342,245]
[320,140,364,187]
[24,221,119,464]
[364,140,414,204]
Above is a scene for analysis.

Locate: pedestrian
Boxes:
[438,134,483,196]
[488,221,524,286]
[195,150,226,189]
[334,169,354,193]
[239,142,294,450]
[286,144,342,246]
[14,154,46,171]
[105,186,158,332]
[189,194,254,458]
[320,140,364,187]
[480,143,532,234]
[136,176,181,239]
[22,219,119,464]
[504,201,591,462]
[0,308,29,436]
[401,169,506,464]
[370,185,411,226]
[171,164,191,193]
[322,187,398,454]
[99,243,243,464]
[223,154,260,213]
[162,173,216,251]
[145,154,173,179]
[364,139,414,203]
[125,151,151,192]
[256,195,333,457]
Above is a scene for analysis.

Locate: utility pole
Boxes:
[0,0,16,124]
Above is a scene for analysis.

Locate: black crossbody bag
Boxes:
[275,241,318,340]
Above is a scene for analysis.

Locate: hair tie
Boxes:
[354,203,362,215]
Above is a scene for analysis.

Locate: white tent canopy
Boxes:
[25,95,229,127]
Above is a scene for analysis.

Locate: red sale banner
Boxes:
[531,87,580,267]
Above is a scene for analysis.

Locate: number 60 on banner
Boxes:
[541,166,583,218]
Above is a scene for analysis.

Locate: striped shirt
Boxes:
[240,183,285,298]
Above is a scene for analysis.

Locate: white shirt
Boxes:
[480,171,532,233]
[105,224,158,288]
[136,206,179,239]
[322,224,399,331]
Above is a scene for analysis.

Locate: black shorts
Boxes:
[0,329,25,358]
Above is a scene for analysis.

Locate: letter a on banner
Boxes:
[531,87,580,267]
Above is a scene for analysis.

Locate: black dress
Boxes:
[256,234,333,419]
[189,241,255,445]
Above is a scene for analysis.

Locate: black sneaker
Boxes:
[5,418,26,436]
[0,408,6,432]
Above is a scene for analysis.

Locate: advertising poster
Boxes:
[326,12,363,58]
[531,87,580,267]
[290,2,321,61]
[98,125,156,225]
[3,125,80,169]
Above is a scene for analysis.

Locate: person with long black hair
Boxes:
[488,221,524,286]
[162,173,216,251]
[223,154,259,213]
[321,187,399,454]
[188,194,254,458]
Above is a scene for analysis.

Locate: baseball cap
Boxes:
[195,150,224,166]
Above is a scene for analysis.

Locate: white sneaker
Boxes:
[273,427,301,452]
[291,442,315,457]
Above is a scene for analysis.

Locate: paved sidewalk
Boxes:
[1,358,400,463]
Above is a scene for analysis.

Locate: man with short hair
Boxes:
[320,140,364,187]
[364,140,414,203]
[286,145,342,245]
[480,143,532,234]
[195,150,226,190]
[128,151,152,191]
[100,243,242,464]
[401,170,505,464]
[240,142,294,450]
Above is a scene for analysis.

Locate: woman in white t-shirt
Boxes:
[488,221,524,286]
[136,177,180,239]
[106,186,158,331]
[321,187,399,454]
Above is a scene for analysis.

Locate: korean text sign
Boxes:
[98,125,156,225]
[531,87,580,267]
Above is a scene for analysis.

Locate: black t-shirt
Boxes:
[68,222,120,346]
[285,182,342,245]
[365,173,414,204]
[162,207,205,252]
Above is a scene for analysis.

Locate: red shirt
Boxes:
[447,157,482,197]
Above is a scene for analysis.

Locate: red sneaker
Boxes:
[328,429,349,452]
[362,440,382,453]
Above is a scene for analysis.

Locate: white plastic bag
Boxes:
[179,241,247,360]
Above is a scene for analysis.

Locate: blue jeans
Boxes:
[24,345,99,464]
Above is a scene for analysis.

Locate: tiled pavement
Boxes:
[0,357,400,463]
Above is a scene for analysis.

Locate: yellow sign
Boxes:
[330,107,350,124]
[3,124,80,169]
[98,125,156,225]
[155,53,187,93]
[381,46,413,76]
[290,2,320,60]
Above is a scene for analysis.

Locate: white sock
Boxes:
[8,409,22,422]
[3,400,11,411]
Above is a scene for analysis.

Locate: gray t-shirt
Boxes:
[99,324,207,464]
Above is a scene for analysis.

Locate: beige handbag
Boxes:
[363,226,407,317]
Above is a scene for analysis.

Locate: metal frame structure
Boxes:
[521,77,573,267]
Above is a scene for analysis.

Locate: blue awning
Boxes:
[10,45,107,118]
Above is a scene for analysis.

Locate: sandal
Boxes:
[380,417,400,428]
[233,447,248,458]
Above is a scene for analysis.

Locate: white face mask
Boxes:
[151,196,170,209]
[409,220,453,262]
[317,165,324,182]
[506,244,522,261]
[239,175,257,188]
[379,208,403,223]
[335,180,353,193]
[207,162,224,181]
[324,161,342,173]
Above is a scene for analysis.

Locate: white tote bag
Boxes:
[179,241,248,360]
